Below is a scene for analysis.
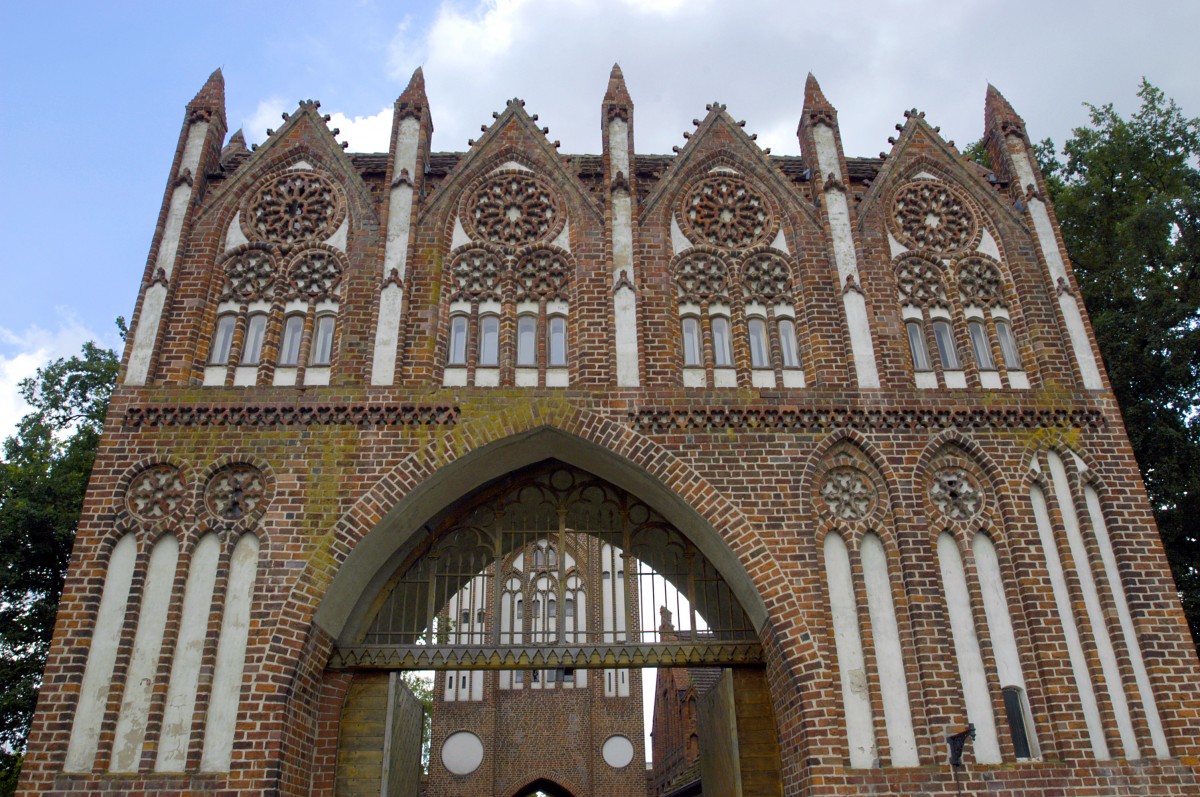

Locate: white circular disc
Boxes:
[441,731,484,775]
[602,734,635,769]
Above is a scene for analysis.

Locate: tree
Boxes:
[0,337,119,791]
[1038,82,1200,647]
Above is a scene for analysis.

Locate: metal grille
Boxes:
[339,464,760,669]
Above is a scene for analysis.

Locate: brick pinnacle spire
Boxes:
[985,83,1026,140]
[803,72,833,113]
[604,62,632,107]
[798,72,837,140]
[398,66,426,105]
[188,68,225,113]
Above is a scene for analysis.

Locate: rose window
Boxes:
[895,256,947,307]
[286,249,344,301]
[820,469,874,521]
[222,248,278,301]
[930,468,983,520]
[957,257,1006,307]
[126,465,186,521]
[891,181,977,253]
[204,464,267,522]
[679,177,773,249]
[467,173,562,247]
[673,252,729,302]
[515,250,571,301]
[246,171,344,246]
[739,251,792,301]
[449,248,503,301]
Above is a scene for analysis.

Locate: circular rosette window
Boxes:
[889,179,979,255]
[463,171,565,248]
[244,170,346,248]
[203,464,269,524]
[819,467,876,522]
[125,464,187,523]
[929,467,984,522]
[677,175,776,250]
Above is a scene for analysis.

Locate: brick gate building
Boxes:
[17,65,1200,796]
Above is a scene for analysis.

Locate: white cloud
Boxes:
[243,97,288,146]
[327,107,394,152]
[0,313,118,444]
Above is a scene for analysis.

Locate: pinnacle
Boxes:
[985,82,1025,135]
[189,68,225,111]
[398,66,427,104]
[222,128,247,156]
[804,72,832,109]
[604,62,632,106]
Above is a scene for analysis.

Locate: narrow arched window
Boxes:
[310,314,336,366]
[478,314,500,366]
[778,318,800,368]
[995,319,1021,369]
[209,314,236,365]
[547,315,567,366]
[279,314,304,366]
[932,320,960,369]
[968,320,994,370]
[242,313,267,366]
[516,315,537,366]
[712,316,733,367]
[681,316,702,366]
[906,320,931,371]
[449,314,469,365]
[1002,686,1035,759]
[748,317,769,369]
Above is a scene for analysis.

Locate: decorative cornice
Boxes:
[628,406,1105,433]
[123,403,458,428]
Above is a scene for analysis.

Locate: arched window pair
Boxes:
[205,244,344,387]
[443,245,573,388]
[897,253,1027,390]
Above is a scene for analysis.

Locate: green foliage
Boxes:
[399,671,434,774]
[0,335,119,792]
[1041,81,1200,646]
[962,137,992,169]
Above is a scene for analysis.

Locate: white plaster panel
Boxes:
[670,213,692,254]
[495,161,532,173]
[371,284,404,385]
[980,370,1002,389]
[823,533,877,768]
[546,299,569,316]
[602,735,635,769]
[201,533,259,772]
[233,366,257,387]
[155,187,191,281]
[825,191,859,282]
[915,371,938,389]
[273,366,298,386]
[450,217,471,249]
[394,118,421,175]
[973,533,1027,692]
[478,300,502,315]
[1084,485,1169,757]
[224,217,249,253]
[937,533,1001,764]
[289,160,315,171]
[450,299,472,315]
[745,301,767,317]
[203,365,227,387]
[683,369,705,388]
[1007,371,1030,390]
[441,731,484,775]
[812,124,842,183]
[324,217,348,253]
[1030,484,1109,758]
[843,292,880,388]
[304,366,330,386]
[782,370,806,388]
[773,304,795,320]
[65,533,138,772]
[284,299,308,315]
[443,367,468,387]
[1059,294,1103,389]
[769,227,790,254]
[111,535,180,771]
[978,228,1001,260]
[901,306,923,322]
[944,370,967,389]
[678,301,701,316]
[862,534,919,767]
[546,368,568,387]
[474,368,499,387]
[516,300,539,315]
[551,219,571,252]
[608,119,629,177]
[709,166,739,175]
[713,368,736,388]
[1049,453,1139,758]
[751,370,775,388]
[515,368,538,387]
[156,534,220,772]
[126,285,167,385]
[887,232,908,259]
[612,191,634,278]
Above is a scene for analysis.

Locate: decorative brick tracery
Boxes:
[820,468,875,521]
[284,246,345,301]
[245,170,345,247]
[956,256,1007,307]
[221,246,278,301]
[890,179,978,254]
[465,171,564,248]
[672,250,730,302]
[738,250,793,302]
[514,248,571,301]
[204,463,267,521]
[929,467,983,521]
[449,246,504,301]
[125,464,186,521]
[894,253,947,306]
[678,176,775,249]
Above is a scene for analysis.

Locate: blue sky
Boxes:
[2,0,1199,437]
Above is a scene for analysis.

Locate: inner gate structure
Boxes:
[17,65,1200,797]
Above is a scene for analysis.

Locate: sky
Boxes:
[2,1,1199,439]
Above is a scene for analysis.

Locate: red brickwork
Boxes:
[16,67,1200,797]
